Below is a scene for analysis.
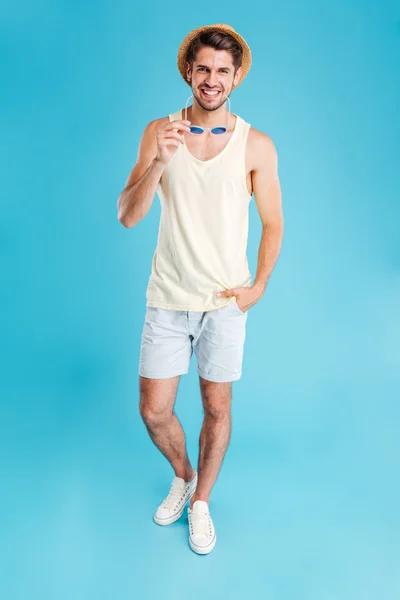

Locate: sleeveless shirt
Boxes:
[145,109,253,312]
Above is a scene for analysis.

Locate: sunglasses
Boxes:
[184,94,231,135]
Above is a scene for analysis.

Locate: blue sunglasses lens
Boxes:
[211,127,226,134]
[190,126,204,134]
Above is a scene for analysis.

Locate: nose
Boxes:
[204,70,219,88]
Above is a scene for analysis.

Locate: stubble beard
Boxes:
[192,87,231,112]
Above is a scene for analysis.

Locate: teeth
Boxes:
[202,90,219,96]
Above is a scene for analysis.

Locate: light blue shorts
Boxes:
[139,299,248,383]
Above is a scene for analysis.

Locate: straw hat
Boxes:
[177,24,252,88]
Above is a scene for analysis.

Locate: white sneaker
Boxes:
[154,471,197,526]
[188,500,217,555]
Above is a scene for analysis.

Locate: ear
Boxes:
[233,66,243,87]
[185,61,192,82]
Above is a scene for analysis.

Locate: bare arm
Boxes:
[117,117,190,228]
[251,131,284,295]
[213,130,284,311]
[117,119,165,228]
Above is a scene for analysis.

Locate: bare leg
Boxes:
[139,375,195,482]
[190,377,232,507]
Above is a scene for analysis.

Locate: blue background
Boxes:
[1,1,399,598]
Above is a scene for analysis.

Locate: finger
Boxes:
[162,120,191,128]
[170,119,191,127]
[158,132,185,143]
[158,139,180,148]
[158,131,185,144]
[165,120,191,132]
[216,290,235,297]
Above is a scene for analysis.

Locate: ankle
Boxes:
[190,493,209,509]
[185,467,196,483]
[175,466,196,483]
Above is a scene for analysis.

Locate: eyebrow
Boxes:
[196,64,231,71]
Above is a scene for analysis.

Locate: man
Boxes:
[118,24,283,555]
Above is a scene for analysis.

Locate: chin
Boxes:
[194,90,228,112]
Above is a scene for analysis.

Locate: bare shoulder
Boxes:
[144,116,170,135]
[122,116,170,189]
[247,127,278,164]
[138,116,170,155]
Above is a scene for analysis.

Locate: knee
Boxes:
[200,380,232,421]
[139,397,171,429]
[202,397,231,422]
[204,406,230,422]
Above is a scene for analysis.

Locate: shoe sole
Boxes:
[153,486,196,526]
[189,533,217,555]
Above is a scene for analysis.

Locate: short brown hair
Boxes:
[185,29,243,73]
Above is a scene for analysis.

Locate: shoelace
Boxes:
[161,485,186,510]
[189,511,212,536]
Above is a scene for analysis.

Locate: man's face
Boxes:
[186,47,242,112]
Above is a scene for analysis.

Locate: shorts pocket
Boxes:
[233,298,247,316]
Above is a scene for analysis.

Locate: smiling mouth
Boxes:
[200,89,222,98]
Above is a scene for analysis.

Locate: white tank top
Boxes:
[145,109,252,311]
